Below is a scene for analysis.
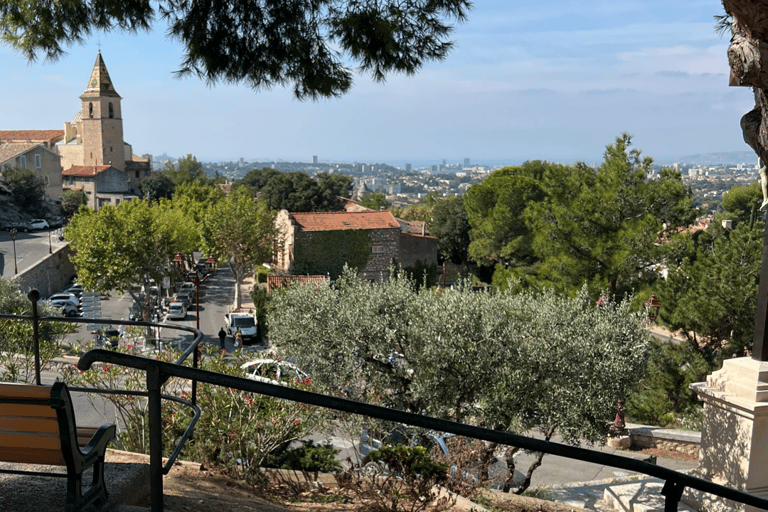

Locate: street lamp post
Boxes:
[10,229,18,275]
[646,294,661,323]
[46,213,52,254]
[191,272,202,404]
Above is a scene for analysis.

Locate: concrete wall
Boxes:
[13,244,76,298]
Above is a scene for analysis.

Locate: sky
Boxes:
[0,0,756,166]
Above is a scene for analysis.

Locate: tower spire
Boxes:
[81,51,120,99]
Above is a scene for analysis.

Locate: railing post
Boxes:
[27,290,42,386]
[661,479,684,512]
[147,364,164,512]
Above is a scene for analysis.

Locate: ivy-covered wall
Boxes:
[292,229,371,280]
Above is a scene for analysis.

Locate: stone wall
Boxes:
[13,245,76,298]
[629,425,701,458]
[360,227,400,281]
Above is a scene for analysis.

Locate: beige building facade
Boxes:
[0,130,65,201]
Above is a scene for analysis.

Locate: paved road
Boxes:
[0,228,66,277]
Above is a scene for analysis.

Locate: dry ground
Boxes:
[127,454,590,512]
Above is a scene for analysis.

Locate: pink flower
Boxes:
[294,419,301,425]
[102,364,109,372]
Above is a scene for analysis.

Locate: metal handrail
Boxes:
[76,348,768,512]
[68,385,201,472]
[5,296,767,512]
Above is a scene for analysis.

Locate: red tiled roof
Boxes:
[0,143,39,162]
[63,165,112,177]
[292,211,401,231]
[0,130,64,143]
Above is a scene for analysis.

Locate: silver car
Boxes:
[166,302,187,320]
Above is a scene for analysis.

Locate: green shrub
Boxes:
[626,340,711,429]
[263,440,341,473]
[337,445,452,512]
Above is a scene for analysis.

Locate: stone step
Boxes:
[601,478,697,512]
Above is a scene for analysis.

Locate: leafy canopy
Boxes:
[4,166,45,214]
[201,187,278,309]
[0,0,472,99]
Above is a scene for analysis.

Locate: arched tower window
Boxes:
[89,103,94,118]
[108,103,114,119]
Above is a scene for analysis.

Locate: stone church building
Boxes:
[0,52,151,210]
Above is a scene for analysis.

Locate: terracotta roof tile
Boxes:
[0,143,39,162]
[292,211,401,231]
[63,165,112,177]
[0,130,64,143]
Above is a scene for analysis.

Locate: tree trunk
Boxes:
[724,1,768,164]
[230,262,242,310]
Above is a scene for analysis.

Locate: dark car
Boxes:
[95,327,120,348]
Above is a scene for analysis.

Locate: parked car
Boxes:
[53,301,80,317]
[172,293,191,308]
[166,302,187,320]
[178,282,196,303]
[240,359,308,386]
[3,221,28,232]
[94,326,120,348]
[64,283,85,298]
[48,293,79,307]
[28,219,50,231]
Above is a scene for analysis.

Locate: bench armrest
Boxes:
[79,424,116,466]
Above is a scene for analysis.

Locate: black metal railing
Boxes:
[4,297,768,512]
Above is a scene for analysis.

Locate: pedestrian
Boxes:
[218,327,227,350]
[235,329,242,348]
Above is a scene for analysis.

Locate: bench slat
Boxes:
[0,416,60,434]
[0,383,53,400]
[0,404,58,417]
[0,446,66,465]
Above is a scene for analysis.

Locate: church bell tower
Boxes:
[79,52,125,171]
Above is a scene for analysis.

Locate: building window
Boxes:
[135,170,140,178]
[108,102,114,118]
[19,155,26,167]
[89,102,94,118]
[372,245,385,254]
[44,176,49,185]
[35,154,41,168]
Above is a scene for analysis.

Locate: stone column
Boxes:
[684,357,768,512]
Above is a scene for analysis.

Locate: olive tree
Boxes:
[267,267,651,493]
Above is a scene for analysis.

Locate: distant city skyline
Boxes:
[0,1,755,164]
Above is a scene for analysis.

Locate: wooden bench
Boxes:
[0,381,116,512]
